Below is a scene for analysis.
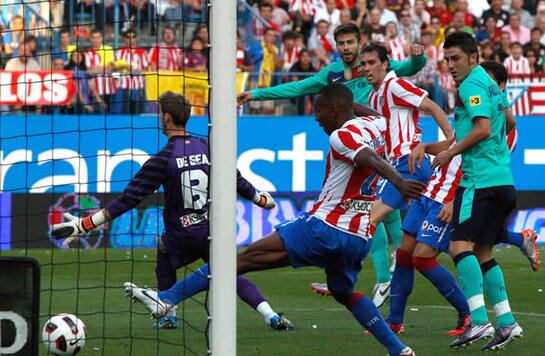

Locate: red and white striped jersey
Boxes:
[281,46,302,71]
[115,47,149,89]
[388,38,406,61]
[507,128,518,153]
[149,43,183,71]
[309,116,386,238]
[85,50,116,95]
[503,56,531,75]
[368,71,428,161]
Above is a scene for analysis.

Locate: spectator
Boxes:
[475,16,501,44]
[385,0,406,15]
[128,0,156,32]
[113,29,149,114]
[237,32,255,72]
[2,15,25,58]
[280,31,302,72]
[308,19,336,69]
[511,0,535,29]
[4,38,40,71]
[51,56,65,70]
[148,26,184,71]
[85,28,116,113]
[385,22,406,61]
[65,50,94,114]
[451,11,473,34]
[495,31,512,62]
[362,8,386,42]
[504,42,531,75]
[185,37,208,73]
[288,0,315,37]
[480,40,500,62]
[252,2,280,42]
[0,38,8,69]
[411,28,437,101]
[455,0,477,28]
[523,28,545,64]
[339,9,352,26]
[193,25,209,57]
[525,47,543,73]
[503,13,531,44]
[314,0,341,37]
[398,9,419,44]
[427,0,452,27]
[288,48,316,114]
[437,59,456,112]
[351,0,369,29]
[482,0,509,28]
[54,28,76,64]
[410,0,431,30]
[374,0,398,26]
[271,1,292,32]
[257,27,280,88]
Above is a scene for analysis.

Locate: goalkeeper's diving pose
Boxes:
[51,91,293,331]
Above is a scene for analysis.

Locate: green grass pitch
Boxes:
[3,246,544,355]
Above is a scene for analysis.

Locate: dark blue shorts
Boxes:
[377,154,433,210]
[276,213,371,294]
[161,224,209,269]
[402,196,451,253]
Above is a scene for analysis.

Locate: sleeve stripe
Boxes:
[396,79,425,97]
[345,125,363,137]
[338,130,364,151]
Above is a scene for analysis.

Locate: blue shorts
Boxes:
[377,154,433,210]
[402,196,451,253]
[276,213,371,294]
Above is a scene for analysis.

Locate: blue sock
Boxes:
[388,249,414,325]
[349,292,405,355]
[158,264,209,305]
[413,256,470,317]
[504,231,524,248]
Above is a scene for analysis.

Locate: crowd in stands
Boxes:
[2,0,545,114]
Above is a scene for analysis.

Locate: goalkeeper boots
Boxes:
[270,314,293,331]
[481,322,523,351]
[520,229,540,271]
[152,316,179,329]
[123,282,172,319]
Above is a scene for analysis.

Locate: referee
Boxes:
[436,32,522,351]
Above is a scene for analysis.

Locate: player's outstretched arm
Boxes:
[388,44,426,78]
[355,147,425,200]
[419,97,454,139]
[432,117,491,169]
[51,209,111,243]
[353,102,381,117]
[237,170,276,209]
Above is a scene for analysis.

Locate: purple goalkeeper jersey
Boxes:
[106,135,257,240]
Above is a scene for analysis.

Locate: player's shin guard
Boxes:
[236,276,267,310]
[371,223,391,284]
[413,256,469,317]
[158,264,210,305]
[156,251,176,291]
[388,249,414,325]
[481,259,516,327]
[347,292,406,355]
[453,252,488,325]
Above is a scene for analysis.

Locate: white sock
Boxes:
[166,306,177,318]
[256,301,277,324]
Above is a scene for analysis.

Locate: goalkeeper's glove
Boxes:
[52,211,106,239]
[252,191,276,210]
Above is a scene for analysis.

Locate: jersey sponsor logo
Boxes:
[180,212,208,227]
[470,95,481,106]
[422,220,445,234]
[339,199,374,213]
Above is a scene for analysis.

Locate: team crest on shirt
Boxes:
[378,96,384,106]
[469,95,481,106]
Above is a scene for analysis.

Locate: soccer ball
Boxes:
[42,314,86,355]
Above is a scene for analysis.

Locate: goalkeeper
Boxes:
[238,23,426,306]
[52,91,293,331]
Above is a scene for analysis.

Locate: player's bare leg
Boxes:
[237,231,291,274]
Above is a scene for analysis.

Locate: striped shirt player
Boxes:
[84,49,116,96]
[503,55,531,75]
[149,43,183,71]
[309,116,386,237]
[115,47,149,90]
[387,38,406,61]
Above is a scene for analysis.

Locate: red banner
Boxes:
[0,71,76,105]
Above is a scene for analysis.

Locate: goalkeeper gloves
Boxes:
[252,191,275,210]
[52,210,106,239]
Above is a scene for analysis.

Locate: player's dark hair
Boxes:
[333,23,361,42]
[443,31,478,56]
[361,43,389,64]
[480,61,508,86]
[159,91,192,127]
[318,83,353,108]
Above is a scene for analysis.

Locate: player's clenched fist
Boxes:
[410,44,424,57]
[253,191,276,209]
[237,92,253,106]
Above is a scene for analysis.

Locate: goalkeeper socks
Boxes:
[159,264,210,305]
[348,292,406,355]
[388,249,414,325]
[256,301,277,324]
[413,256,469,317]
[371,223,391,284]
[453,252,488,325]
[236,276,267,310]
[155,251,176,291]
[385,210,403,249]
[504,231,524,248]
[482,259,516,327]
